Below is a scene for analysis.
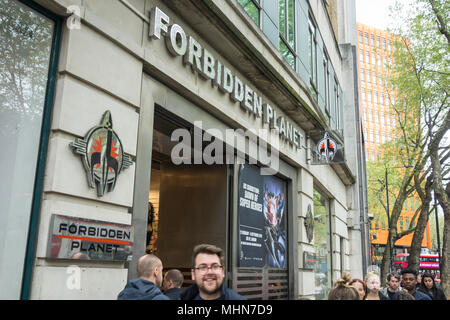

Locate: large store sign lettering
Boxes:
[149,7,303,150]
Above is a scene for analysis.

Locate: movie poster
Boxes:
[263,175,287,268]
[238,164,265,267]
[238,164,287,269]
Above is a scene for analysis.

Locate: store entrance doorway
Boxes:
[147,107,229,288]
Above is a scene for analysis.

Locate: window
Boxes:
[364,32,369,45]
[313,189,332,300]
[324,54,331,115]
[375,110,379,124]
[359,31,363,43]
[238,0,261,25]
[372,71,376,84]
[388,40,392,52]
[279,0,295,69]
[369,129,374,142]
[308,18,318,100]
[377,35,380,48]
[374,90,378,104]
[0,0,59,299]
[372,52,376,65]
[368,90,372,103]
[381,111,385,126]
[382,133,386,143]
[366,51,370,64]
[360,69,365,82]
[380,93,384,106]
[377,54,381,68]
[382,38,386,50]
[360,49,364,63]
[367,70,371,83]
[368,109,373,123]
[370,34,374,47]
[361,88,366,102]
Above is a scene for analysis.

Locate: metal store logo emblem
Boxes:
[304,204,314,243]
[317,132,337,162]
[70,111,133,197]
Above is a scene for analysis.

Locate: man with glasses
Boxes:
[180,244,245,300]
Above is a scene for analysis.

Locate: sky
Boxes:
[355,0,397,30]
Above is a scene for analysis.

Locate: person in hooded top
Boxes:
[117,254,169,300]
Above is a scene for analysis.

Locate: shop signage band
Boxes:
[149,7,303,150]
[47,214,133,261]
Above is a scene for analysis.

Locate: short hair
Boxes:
[401,268,417,278]
[165,269,184,287]
[137,254,162,278]
[192,244,224,268]
[387,272,401,281]
[328,273,360,300]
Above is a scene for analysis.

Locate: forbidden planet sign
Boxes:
[47,214,133,261]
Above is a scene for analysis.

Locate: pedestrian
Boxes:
[117,254,169,300]
[163,269,184,300]
[328,273,360,300]
[417,272,447,300]
[364,273,389,300]
[382,272,401,299]
[180,244,246,300]
[392,268,431,300]
[349,278,367,300]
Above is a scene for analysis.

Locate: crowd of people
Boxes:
[117,243,446,300]
[328,269,447,300]
[117,243,245,300]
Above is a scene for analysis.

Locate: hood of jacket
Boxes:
[117,278,168,300]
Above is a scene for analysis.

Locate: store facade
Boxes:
[0,0,369,300]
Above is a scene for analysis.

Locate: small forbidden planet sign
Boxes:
[47,214,133,261]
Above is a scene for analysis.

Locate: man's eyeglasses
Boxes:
[193,264,223,273]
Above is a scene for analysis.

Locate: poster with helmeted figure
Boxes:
[263,175,287,268]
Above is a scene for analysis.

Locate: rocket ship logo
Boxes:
[70,111,133,197]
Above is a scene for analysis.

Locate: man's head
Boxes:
[191,244,225,300]
[401,268,418,292]
[137,254,164,288]
[387,272,401,291]
[163,269,184,292]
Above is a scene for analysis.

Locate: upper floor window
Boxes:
[370,34,374,47]
[238,0,261,25]
[279,0,295,69]
[308,17,318,100]
[364,32,368,45]
[359,31,363,43]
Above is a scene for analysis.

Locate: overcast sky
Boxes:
[355,0,397,30]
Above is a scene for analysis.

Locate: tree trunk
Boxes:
[409,175,433,272]
[442,213,450,297]
[408,206,430,272]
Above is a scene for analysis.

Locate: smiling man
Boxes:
[180,244,246,300]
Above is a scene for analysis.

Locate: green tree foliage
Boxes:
[385,0,450,294]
